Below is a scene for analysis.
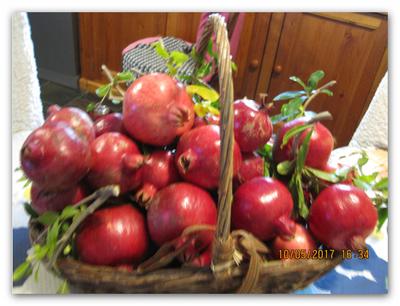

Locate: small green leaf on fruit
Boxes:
[115,71,134,82]
[281,124,313,148]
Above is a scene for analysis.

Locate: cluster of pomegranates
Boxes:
[20,72,378,269]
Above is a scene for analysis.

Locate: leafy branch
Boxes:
[13,185,120,287]
[271,70,336,124]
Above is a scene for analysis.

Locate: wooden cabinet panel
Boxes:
[165,13,202,43]
[79,13,168,82]
[233,13,272,100]
[257,13,387,146]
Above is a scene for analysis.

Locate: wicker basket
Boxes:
[28,14,341,293]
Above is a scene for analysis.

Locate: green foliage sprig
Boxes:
[271,70,336,124]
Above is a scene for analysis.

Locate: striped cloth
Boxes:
[122,36,197,83]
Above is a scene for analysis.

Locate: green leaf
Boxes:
[358,172,379,184]
[170,51,189,67]
[282,124,313,148]
[353,178,371,190]
[207,38,218,61]
[277,160,294,176]
[377,207,388,231]
[33,244,49,261]
[196,62,212,78]
[321,89,333,96]
[357,153,369,169]
[63,244,72,256]
[13,261,32,282]
[34,263,40,282]
[304,167,340,183]
[24,203,38,218]
[296,128,314,172]
[273,90,306,101]
[95,84,111,98]
[115,71,134,82]
[186,85,219,102]
[86,102,96,113]
[307,70,325,90]
[36,211,59,226]
[46,219,61,258]
[152,40,169,59]
[263,159,270,177]
[231,61,238,72]
[374,177,388,191]
[57,280,70,294]
[60,206,80,220]
[289,76,307,89]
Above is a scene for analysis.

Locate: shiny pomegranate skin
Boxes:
[237,152,264,184]
[45,107,95,143]
[134,150,180,205]
[193,114,220,128]
[233,99,272,152]
[232,177,296,241]
[123,73,195,146]
[294,122,334,169]
[30,183,86,214]
[147,182,217,246]
[94,113,124,137]
[20,123,91,191]
[273,117,334,169]
[272,223,316,260]
[86,132,143,194]
[175,125,242,189]
[309,184,378,250]
[76,204,149,266]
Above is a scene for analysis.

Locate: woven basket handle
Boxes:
[195,14,235,268]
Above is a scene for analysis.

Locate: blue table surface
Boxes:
[12,227,388,294]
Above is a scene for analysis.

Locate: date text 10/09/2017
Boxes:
[278,249,369,260]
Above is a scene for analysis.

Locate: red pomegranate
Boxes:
[46,104,61,118]
[309,184,378,250]
[134,150,180,206]
[147,182,217,247]
[237,152,264,184]
[232,177,296,241]
[193,114,220,128]
[20,123,91,191]
[273,117,334,169]
[175,125,242,189]
[86,132,144,194]
[94,112,124,137]
[45,107,95,143]
[178,242,212,268]
[30,183,86,214]
[76,204,149,266]
[233,99,272,152]
[123,73,195,146]
[272,223,316,260]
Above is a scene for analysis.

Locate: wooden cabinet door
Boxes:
[256,13,387,147]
